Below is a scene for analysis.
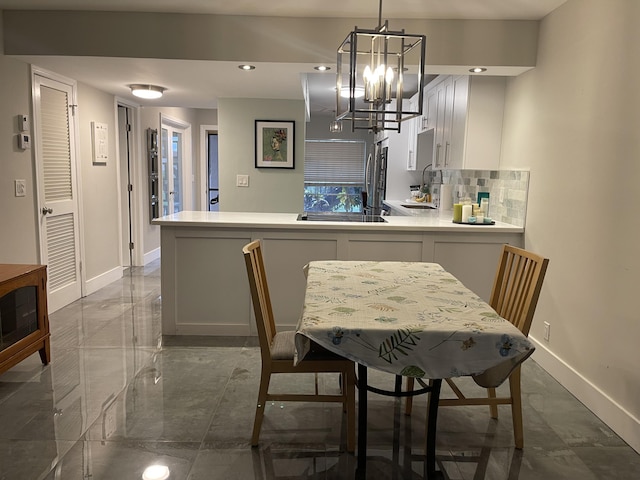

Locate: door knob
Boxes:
[41,207,53,215]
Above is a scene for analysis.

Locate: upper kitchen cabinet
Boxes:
[382,98,420,171]
[406,96,419,170]
[422,75,506,170]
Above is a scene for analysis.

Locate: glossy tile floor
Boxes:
[1,260,639,479]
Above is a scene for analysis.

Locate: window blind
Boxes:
[304,140,366,184]
[41,85,73,202]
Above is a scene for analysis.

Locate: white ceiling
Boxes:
[0,0,568,114]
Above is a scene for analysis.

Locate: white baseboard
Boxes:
[530,335,640,453]
[84,266,123,296]
[143,247,161,265]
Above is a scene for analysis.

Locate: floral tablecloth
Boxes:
[294,261,535,388]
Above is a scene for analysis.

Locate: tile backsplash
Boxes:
[429,169,530,227]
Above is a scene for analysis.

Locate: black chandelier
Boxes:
[336,0,426,133]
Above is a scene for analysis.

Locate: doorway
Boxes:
[160,115,191,216]
[208,132,219,211]
[118,105,136,267]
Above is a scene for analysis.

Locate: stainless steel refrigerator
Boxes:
[363,140,388,215]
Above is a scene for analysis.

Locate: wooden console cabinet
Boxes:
[0,264,51,375]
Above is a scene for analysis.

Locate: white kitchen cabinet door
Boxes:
[406,95,418,170]
[457,76,506,170]
[424,88,439,131]
[445,75,470,169]
[431,75,505,171]
[433,76,453,169]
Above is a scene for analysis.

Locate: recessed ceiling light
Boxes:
[314,65,331,71]
[238,64,256,71]
[469,67,487,73]
[130,84,165,99]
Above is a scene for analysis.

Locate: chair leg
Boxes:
[509,366,524,449]
[487,387,498,419]
[405,377,415,415]
[345,366,356,453]
[251,368,271,447]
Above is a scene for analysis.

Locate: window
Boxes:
[304,140,366,212]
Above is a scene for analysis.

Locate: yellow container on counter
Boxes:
[453,203,463,223]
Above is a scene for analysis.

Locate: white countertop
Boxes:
[152,210,523,233]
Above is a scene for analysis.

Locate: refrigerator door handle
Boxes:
[365,152,372,194]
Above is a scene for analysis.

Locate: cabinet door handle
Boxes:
[444,142,450,167]
[41,207,53,215]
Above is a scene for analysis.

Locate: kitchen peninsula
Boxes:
[153,211,523,336]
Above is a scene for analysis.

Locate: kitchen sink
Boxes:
[297,213,387,223]
[401,204,437,209]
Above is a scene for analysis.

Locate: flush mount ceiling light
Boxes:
[469,67,487,73]
[142,464,170,480]
[339,86,365,99]
[238,64,256,70]
[336,0,426,133]
[314,65,331,71]
[130,84,165,99]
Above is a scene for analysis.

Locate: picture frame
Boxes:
[255,120,295,169]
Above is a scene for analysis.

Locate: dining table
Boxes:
[294,260,535,479]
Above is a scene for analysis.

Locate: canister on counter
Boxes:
[461,204,472,223]
[477,192,490,216]
[480,198,489,217]
[453,203,462,222]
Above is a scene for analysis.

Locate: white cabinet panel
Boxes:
[419,75,505,171]
[262,237,338,330]
[347,234,426,261]
[174,235,252,335]
[434,236,522,301]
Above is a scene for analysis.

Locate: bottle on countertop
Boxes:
[461,198,473,223]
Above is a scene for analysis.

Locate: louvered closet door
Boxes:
[34,74,82,313]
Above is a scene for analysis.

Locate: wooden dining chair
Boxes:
[405,244,549,449]
[242,240,356,452]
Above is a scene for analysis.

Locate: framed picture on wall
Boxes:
[255,120,295,169]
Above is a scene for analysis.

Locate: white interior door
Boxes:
[33,72,83,312]
[160,115,191,216]
[161,127,182,215]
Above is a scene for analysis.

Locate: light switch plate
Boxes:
[236,174,249,187]
[15,179,26,197]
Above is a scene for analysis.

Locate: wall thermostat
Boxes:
[18,133,31,150]
[18,114,30,132]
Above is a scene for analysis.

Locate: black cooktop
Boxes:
[297,213,387,223]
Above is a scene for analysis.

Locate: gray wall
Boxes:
[500,0,640,449]
[0,36,38,263]
[76,83,120,281]
[218,98,305,213]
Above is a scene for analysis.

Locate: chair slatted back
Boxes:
[243,240,277,359]
[489,245,549,336]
